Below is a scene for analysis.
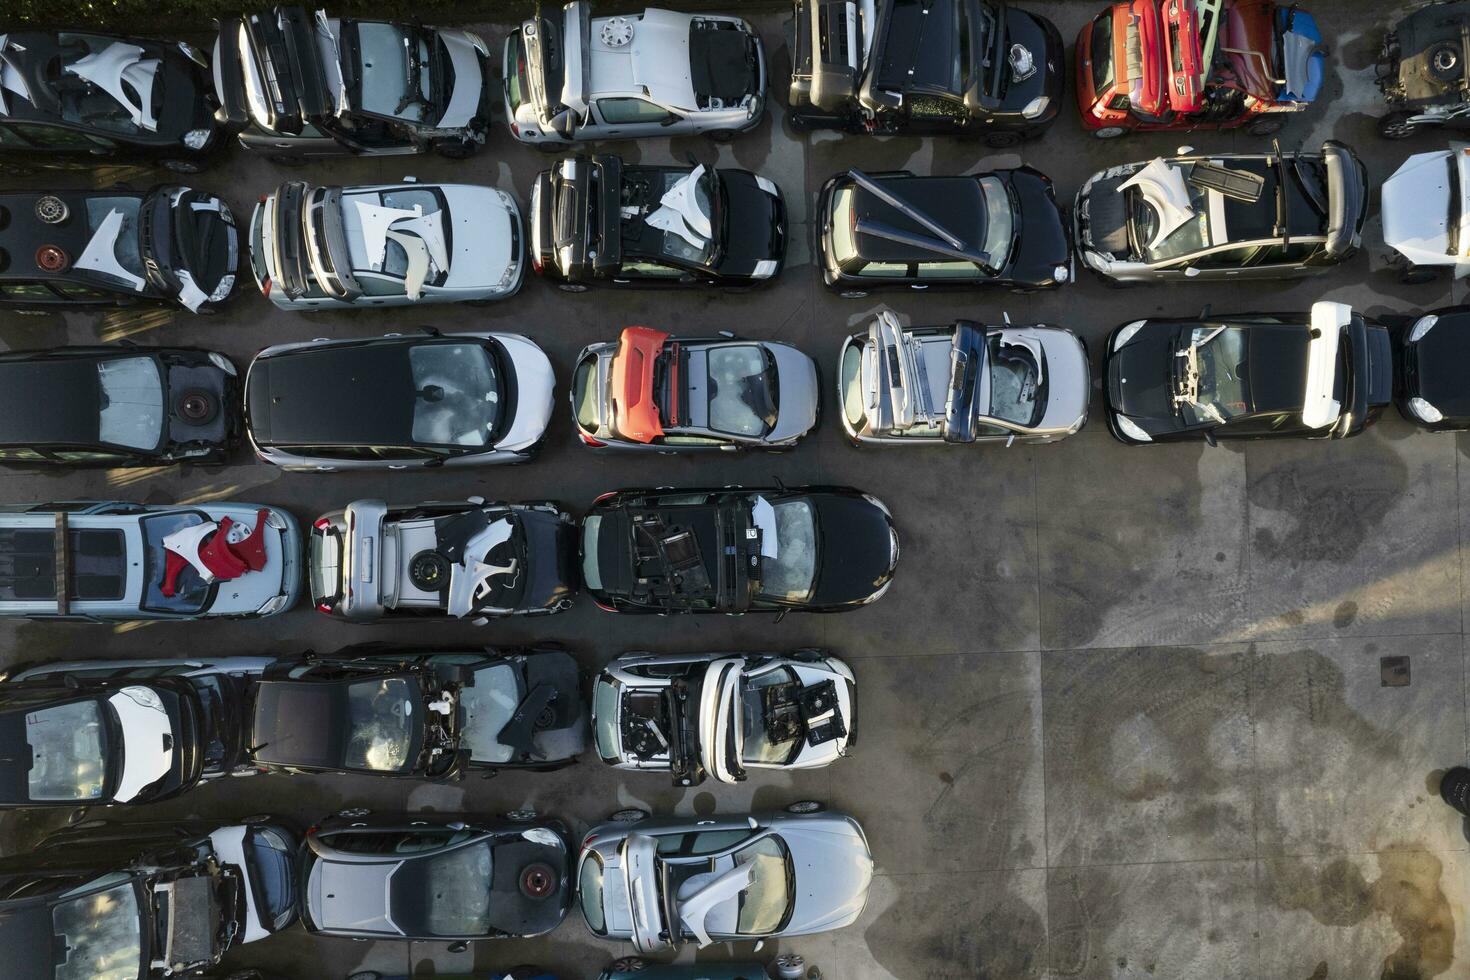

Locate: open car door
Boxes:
[942,322,987,444]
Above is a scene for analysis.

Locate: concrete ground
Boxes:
[1,1,1468,978]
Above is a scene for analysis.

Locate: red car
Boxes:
[1075,0,1326,138]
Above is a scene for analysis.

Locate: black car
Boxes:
[582,486,899,614]
[1398,307,1470,430]
[1105,301,1393,445]
[213,6,493,163]
[300,810,572,941]
[1376,0,1470,139]
[817,168,1070,297]
[0,346,238,468]
[0,187,238,313]
[789,0,1064,145]
[0,30,220,170]
[0,817,298,977]
[249,646,587,780]
[532,155,785,291]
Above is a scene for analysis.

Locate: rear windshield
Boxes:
[96,357,163,451]
[1091,12,1115,93]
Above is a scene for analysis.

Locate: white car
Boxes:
[591,650,855,785]
[249,178,522,309]
[1382,144,1470,283]
[504,1,766,145]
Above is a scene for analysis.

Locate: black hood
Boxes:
[1409,311,1470,416]
[999,6,1064,115]
[1003,168,1069,286]
[519,510,576,612]
[1108,323,1182,432]
[715,171,784,276]
[810,492,896,607]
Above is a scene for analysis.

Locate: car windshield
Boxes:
[344,677,418,771]
[977,176,1014,269]
[458,663,520,764]
[656,169,721,268]
[354,22,439,121]
[52,880,142,980]
[739,667,802,766]
[1132,183,1211,263]
[55,34,165,137]
[579,854,606,935]
[409,343,500,448]
[96,357,163,450]
[707,346,777,437]
[988,337,1043,427]
[751,497,817,603]
[732,835,792,935]
[389,841,493,936]
[140,512,213,615]
[25,699,109,801]
[1173,325,1251,426]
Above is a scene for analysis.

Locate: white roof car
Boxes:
[0,501,300,621]
[248,179,522,309]
[504,2,766,144]
[1382,145,1470,281]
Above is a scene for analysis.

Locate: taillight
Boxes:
[511,123,520,137]
[578,430,605,448]
[582,833,598,848]
[593,597,617,612]
[313,517,331,531]
[591,491,618,506]
[316,602,333,614]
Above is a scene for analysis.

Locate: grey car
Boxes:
[504,2,766,146]
[577,804,872,952]
[572,327,818,452]
[838,310,1088,446]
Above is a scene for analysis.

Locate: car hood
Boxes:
[495,333,556,452]
[784,826,873,935]
[811,493,897,606]
[1411,313,1470,416]
[1108,324,1179,428]
[1000,6,1063,112]
[519,509,577,611]
[765,343,819,444]
[715,171,784,275]
[440,184,518,289]
[1035,329,1090,432]
[436,30,487,130]
[1382,150,1456,268]
[195,505,299,616]
[1005,169,1069,284]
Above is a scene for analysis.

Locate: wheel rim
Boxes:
[1094,126,1125,139]
[610,808,647,822]
[520,862,557,899]
[611,958,646,972]
[788,800,822,813]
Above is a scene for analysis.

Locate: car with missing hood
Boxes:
[0,816,298,978]
[309,498,576,621]
[248,646,586,781]
[571,327,818,452]
[0,346,238,468]
[0,188,236,313]
[0,500,300,621]
[788,0,1063,145]
[592,650,854,787]
[838,310,1088,445]
[300,809,573,941]
[249,179,521,309]
[817,167,1070,297]
[0,30,220,170]
[1105,300,1393,445]
[1075,0,1326,138]
[0,654,273,808]
[1381,144,1470,284]
[213,6,493,163]
[1397,307,1470,430]
[582,486,898,615]
[578,804,872,952]
[245,332,553,471]
[504,2,765,145]
[1074,141,1367,285]
[1375,1,1470,140]
[532,156,785,291]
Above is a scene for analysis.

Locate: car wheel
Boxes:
[1092,126,1126,139]
[983,130,1022,149]
[520,862,558,899]
[267,153,308,168]
[838,289,868,299]
[1442,767,1470,815]
[160,158,205,174]
[1378,111,1418,140]
[503,808,538,822]
[773,953,807,979]
[432,138,477,160]
[608,807,649,823]
[1245,116,1285,137]
[336,807,371,819]
[609,957,647,973]
[706,129,738,143]
[558,282,589,293]
[785,800,825,814]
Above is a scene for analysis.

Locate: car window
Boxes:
[707,346,776,438]
[4,122,97,148]
[916,260,978,279]
[97,356,164,451]
[389,841,494,936]
[732,835,791,936]
[356,275,405,297]
[25,699,107,801]
[0,281,60,302]
[597,97,674,125]
[344,677,417,771]
[622,259,684,278]
[51,450,127,463]
[1091,13,1116,92]
[856,261,909,278]
[409,343,500,448]
[1196,244,1266,269]
[662,434,724,445]
[0,448,46,460]
[52,880,142,980]
[657,830,748,856]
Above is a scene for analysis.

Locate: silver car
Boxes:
[578,804,872,952]
[838,310,1088,446]
[572,328,818,452]
[504,2,766,145]
[592,650,855,785]
[249,179,522,309]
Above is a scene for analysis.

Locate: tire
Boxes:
[1092,126,1127,139]
[773,953,807,980]
[1442,766,1470,815]
[785,800,825,814]
[983,130,1022,149]
[706,129,738,143]
[838,289,869,299]
[503,808,538,822]
[267,153,308,168]
[433,138,476,160]
[1378,111,1418,140]
[609,957,647,974]
[159,158,205,174]
[608,807,649,823]
[558,282,589,293]
[1245,116,1285,137]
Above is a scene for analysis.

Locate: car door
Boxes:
[593,96,682,138]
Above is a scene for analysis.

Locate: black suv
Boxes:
[0,30,220,171]
[0,346,239,468]
[0,187,237,313]
[788,0,1063,145]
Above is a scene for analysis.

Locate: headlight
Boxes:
[860,493,893,518]
[1053,264,1069,283]
[754,175,780,196]
[752,259,778,279]
[1022,96,1050,119]
[464,31,491,57]
[255,594,289,616]
[208,351,237,376]
[1408,315,1437,344]
[208,274,235,303]
[497,260,520,291]
[182,127,213,150]
[1112,320,1147,350]
[1410,397,1444,423]
[1115,414,1152,443]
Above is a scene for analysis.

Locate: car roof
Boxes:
[873,0,967,94]
[837,173,990,264]
[0,190,147,287]
[1239,322,1312,414]
[0,356,105,445]
[248,341,417,447]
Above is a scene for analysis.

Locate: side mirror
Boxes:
[718,330,735,338]
[660,115,680,127]
[1183,267,1202,278]
[550,109,577,139]
[447,941,469,954]
[1203,430,1218,448]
